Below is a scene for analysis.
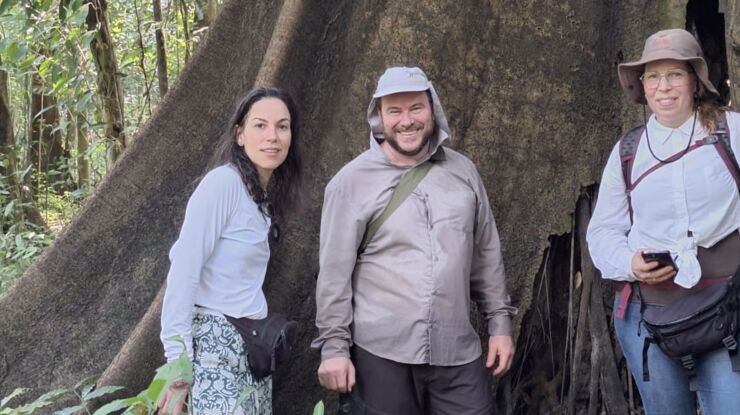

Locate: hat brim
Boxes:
[618,53,718,104]
[372,84,430,99]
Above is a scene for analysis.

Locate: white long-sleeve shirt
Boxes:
[587,111,740,287]
[160,164,270,361]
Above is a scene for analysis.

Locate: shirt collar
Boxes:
[647,113,705,144]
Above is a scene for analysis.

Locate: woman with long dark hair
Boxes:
[587,29,740,414]
[158,87,303,414]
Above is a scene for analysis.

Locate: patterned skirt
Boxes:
[190,312,272,415]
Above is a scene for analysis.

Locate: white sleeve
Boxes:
[160,167,241,361]
[586,143,637,281]
[727,111,740,228]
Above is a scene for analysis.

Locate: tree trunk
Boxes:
[1,64,10,181]
[1,64,46,230]
[727,0,740,106]
[178,0,191,63]
[28,73,68,195]
[153,0,168,98]
[133,0,152,118]
[0,1,735,414]
[76,113,90,189]
[1,65,19,229]
[658,0,688,28]
[86,0,126,168]
[192,0,219,46]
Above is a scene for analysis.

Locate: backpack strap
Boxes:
[619,113,740,221]
[358,161,433,254]
[710,113,740,193]
[619,126,645,223]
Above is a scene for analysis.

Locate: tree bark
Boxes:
[1,64,11,180]
[28,73,68,195]
[1,1,734,414]
[178,0,191,63]
[76,113,90,188]
[658,0,688,29]
[86,0,126,168]
[152,0,168,98]
[726,0,740,106]
[1,64,46,229]
[0,65,19,229]
[192,0,219,46]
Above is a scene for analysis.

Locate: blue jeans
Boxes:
[613,297,740,415]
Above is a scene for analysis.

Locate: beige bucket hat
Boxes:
[618,28,718,104]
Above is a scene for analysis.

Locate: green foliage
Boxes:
[1,337,322,414]
[0,158,52,296]
[313,400,325,415]
[0,375,122,415]
[95,336,193,415]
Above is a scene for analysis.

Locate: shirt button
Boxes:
[433,256,439,262]
[432,289,439,295]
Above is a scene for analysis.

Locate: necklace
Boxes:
[644,107,697,164]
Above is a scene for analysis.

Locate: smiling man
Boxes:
[312,67,517,414]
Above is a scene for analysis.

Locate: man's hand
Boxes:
[157,379,189,415]
[486,335,514,377]
[317,356,356,393]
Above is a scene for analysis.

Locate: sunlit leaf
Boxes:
[53,405,84,415]
[67,2,89,27]
[4,41,28,63]
[312,400,325,415]
[1,388,29,408]
[0,0,17,15]
[3,200,14,218]
[38,58,54,77]
[74,373,100,395]
[82,385,124,401]
[93,396,146,415]
[73,91,94,113]
[32,388,68,404]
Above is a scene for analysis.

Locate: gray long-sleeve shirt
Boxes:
[312,137,516,366]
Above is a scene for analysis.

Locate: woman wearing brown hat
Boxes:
[587,29,740,414]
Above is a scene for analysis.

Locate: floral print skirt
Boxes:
[190,312,272,415]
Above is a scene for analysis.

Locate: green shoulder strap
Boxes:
[358,161,433,253]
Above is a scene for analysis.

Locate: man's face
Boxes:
[379,91,435,160]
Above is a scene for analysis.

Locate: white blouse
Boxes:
[587,111,740,287]
[160,164,270,361]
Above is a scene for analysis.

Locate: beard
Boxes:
[384,125,433,157]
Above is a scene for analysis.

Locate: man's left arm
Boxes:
[468,173,517,376]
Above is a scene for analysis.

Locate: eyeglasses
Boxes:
[639,68,693,89]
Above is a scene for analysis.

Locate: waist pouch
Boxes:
[225,313,298,381]
[639,270,740,390]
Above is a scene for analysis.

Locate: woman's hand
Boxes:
[157,379,189,415]
[631,249,676,285]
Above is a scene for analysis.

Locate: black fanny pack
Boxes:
[225,313,298,381]
[639,266,740,391]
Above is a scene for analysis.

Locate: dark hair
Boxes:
[209,87,303,219]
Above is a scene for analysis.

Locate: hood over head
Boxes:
[366,66,451,150]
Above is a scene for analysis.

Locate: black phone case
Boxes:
[642,251,678,270]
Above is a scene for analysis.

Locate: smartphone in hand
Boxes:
[641,250,678,271]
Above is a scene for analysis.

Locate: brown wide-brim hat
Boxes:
[618,28,718,104]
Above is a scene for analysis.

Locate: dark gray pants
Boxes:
[350,346,494,415]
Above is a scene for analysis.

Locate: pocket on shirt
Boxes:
[433,190,476,233]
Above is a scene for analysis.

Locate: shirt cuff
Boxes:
[487,315,512,337]
[320,338,351,361]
